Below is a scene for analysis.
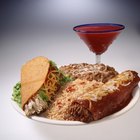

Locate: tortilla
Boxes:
[21,56,50,109]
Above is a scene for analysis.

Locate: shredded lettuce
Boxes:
[59,73,73,86]
[49,60,58,70]
[49,60,73,85]
[38,89,49,102]
[12,82,21,107]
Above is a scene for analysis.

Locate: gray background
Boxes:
[0,0,140,140]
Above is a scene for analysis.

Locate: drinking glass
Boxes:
[73,23,125,63]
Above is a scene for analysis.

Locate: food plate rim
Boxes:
[11,86,140,126]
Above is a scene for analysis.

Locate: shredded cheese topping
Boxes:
[45,71,135,120]
[45,79,102,120]
[43,69,60,101]
[81,71,134,101]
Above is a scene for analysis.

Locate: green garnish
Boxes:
[49,60,73,85]
[12,82,21,107]
[49,60,58,70]
[59,72,73,86]
[38,89,49,102]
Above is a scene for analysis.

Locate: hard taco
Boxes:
[13,56,71,116]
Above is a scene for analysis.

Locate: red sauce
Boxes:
[75,25,123,55]
[66,85,76,92]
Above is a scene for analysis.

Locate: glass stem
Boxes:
[96,54,101,64]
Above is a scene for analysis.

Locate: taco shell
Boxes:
[21,56,50,109]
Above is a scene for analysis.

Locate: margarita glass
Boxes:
[73,23,125,63]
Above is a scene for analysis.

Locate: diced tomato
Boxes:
[66,85,76,92]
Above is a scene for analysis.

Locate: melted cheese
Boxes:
[82,71,134,101]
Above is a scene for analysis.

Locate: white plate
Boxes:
[11,86,140,126]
